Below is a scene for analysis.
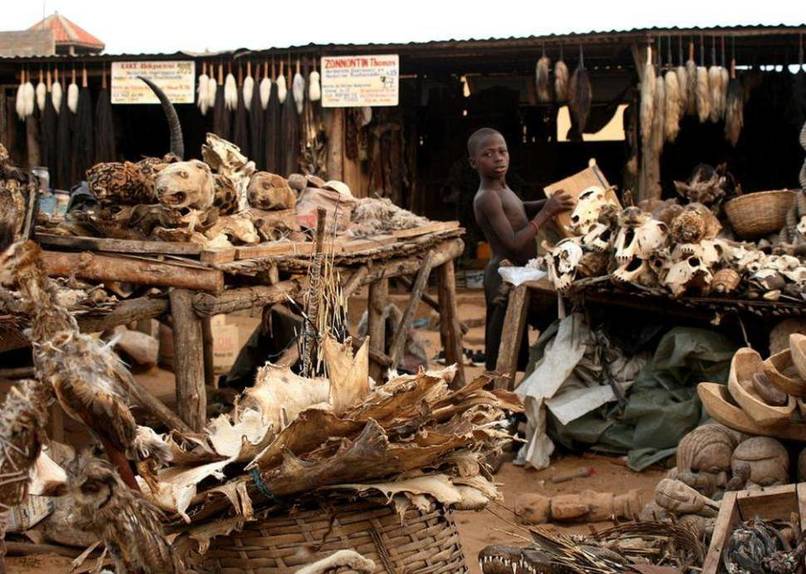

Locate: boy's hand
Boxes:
[540,191,576,218]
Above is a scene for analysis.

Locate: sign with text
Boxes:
[111,61,195,104]
[321,55,399,108]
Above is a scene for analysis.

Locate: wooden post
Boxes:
[389,253,433,369]
[436,259,465,388]
[169,289,206,431]
[367,277,388,383]
[494,284,530,391]
[326,109,344,181]
[201,316,216,389]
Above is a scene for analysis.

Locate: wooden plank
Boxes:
[42,250,224,293]
[201,317,215,389]
[77,297,168,333]
[37,234,203,256]
[399,276,469,335]
[367,277,389,383]
[192,281,299,317]
[169,289,206,432]
[702,491,739,574]
[437,259,465,388]
[736,484,797,521]
[495,284,530,391]
[200,248,236,264]
[334,235,397,254]
[797,483,806,531]
[389,252,434,369]
[342,266,369,299]
[392,221,460,240]
[236,241,315,260]
[361,238,465,284]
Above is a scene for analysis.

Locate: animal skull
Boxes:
[664,255,713,297]
[545,238,583,291]
[798,216,806,237]
[612,258,655,287]
[582,222,614,252]
[569,186,611,235]
[614,208,651,263]
[634,219,669,258]
[154,160,215,211]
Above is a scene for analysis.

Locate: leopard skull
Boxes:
[664,255,713,297]
[546,238,584,291]
[569,186,609,235]
[155,159,215,211]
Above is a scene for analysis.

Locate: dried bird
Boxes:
[0,241,172,492]
[554,56,569,102]
[569,46,592,133]
[196,62,210,116]
[536,52,551,103]
[68,454,184,574]
[640,47,656,144]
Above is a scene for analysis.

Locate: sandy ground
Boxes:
[6,288,664,573]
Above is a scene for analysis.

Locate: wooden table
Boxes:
[9,227,467,432]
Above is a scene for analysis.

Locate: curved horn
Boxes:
[137,76,184,159]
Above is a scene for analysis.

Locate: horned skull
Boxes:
[569,186,612,235]
[155,160,215,211]
[545,238,584,291]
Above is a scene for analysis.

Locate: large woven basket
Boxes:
[202,497,469,574]
[724,190,796,239]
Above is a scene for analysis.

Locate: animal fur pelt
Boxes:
[554,59,569,102]
[724,76,744,146]
[243,72,254,111]
[696,66,710,123]
[51,78,62,116]
[276,73,287,104]
[67,79,78,114]
[260,75,271,110]
[309,70,321,102]
[640,58,656,143]
[708,65,724,122]
[651,75,665,156]
[686,57,698,115]
[224,72,237,111]
[664,70,682,142]
[206,75,217,112]
[293,71,305,115]
[35,78,46,114]
[676,65,689,114]
[569,65,592,133]
[536,56,551,103]
[197,69,210,116]
[23,78,35,118]
[15,81,25,120]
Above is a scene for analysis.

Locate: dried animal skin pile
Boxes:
[348,196,429,238]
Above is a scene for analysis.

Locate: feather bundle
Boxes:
[52,78,62,116]
[293,71,305,114]
[696,66,710,123]
[224,72,237,111]
[277,73,288,104]
[651,75,665,155]
[664,70,682,142]
[259,76,271,110]
[640,58,656,143]
[67,82,78,115]
[15,81,25,120]
[23,79,35,118]
[569,66,592,133]
[197,69,210,115]
[36,78,46,113]
[243,69,254,112]
[536,56,551,102]
[708,65,723,122]
[309,70,321,102]
[554,60,569,102]
[724,76,743,146]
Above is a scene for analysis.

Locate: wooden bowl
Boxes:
[762,349,806,397]
[791,334,806,381]
[698,382,806,441]
[727,348,795,427]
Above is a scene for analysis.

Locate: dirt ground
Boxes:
[6,288,665,573]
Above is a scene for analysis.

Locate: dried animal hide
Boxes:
[202,133,256,211]
[536,56,551,103]
[224,72,237,111]
[708,65,724,122]
[348,196,429,238]
[651,75,666,156]
[323,336,369,415]
[725,77,744,146]
[569,66,592,133]
[640,61,656,144]
[243,364,331,431]
[686,57,698,115]
[664,70,682,142]
[202,213,260,245]
[554,59,569,102]
[696,66,710,123]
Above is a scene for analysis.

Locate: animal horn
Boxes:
[137,76,184,159]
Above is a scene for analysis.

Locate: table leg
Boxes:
[494,284,530,390]
[367,277,388,383]
[169,288,207,431]
[437,260,465,388]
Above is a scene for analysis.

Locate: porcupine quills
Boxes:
[640,46,656,144]
[536,54,551,103]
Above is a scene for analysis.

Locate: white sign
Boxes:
[111,61,195,104]
[321,55,399,108]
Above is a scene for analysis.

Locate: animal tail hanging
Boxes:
[554,46,569,102]
[197,62,210,116]
[675,36,689,116]
[663,35,682,143]
[138,76,184,159]
[36,69,47,114]
[696,35,711,123]
[708,36,723,122]
[243,61,255,111]
[23,69,35,118]
[536,45,551,103]
[686,40,698,116]
[15,70,26,120]
[640,44,656,144]
[724,37,743,147]
[259,60,272,110]
[309,60,321,102]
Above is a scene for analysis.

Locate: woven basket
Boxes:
[724,190,796,239]
[202,498,468,574]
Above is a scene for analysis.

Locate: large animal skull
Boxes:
[612,258,655,286]
[614,208,651,263]
[635,219,669,258]
[664,255,713,297]
[545,238,583,291]
[155,160,215,211]
[569,186,611,235]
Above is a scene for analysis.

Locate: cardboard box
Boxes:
[212,315,240,374]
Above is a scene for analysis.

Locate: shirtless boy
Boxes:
[470,128,574,370]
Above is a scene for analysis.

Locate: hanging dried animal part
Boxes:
[242,64,254,112]
[651,75,666,156]
[708,65,724,122]
[535,55,551,103]
[308,69,321,102]
[197,63,210,116]
[676,66,689,114]
[696,65,710,123]
[731,437,789,488]
[655,478,719,516]
[23,74,35,118]
[247,171,297,210]
[293,70,305,115]
[664,70,682,142]
[569,64,592,133]
[224,70,237,111]
[155,160,215,211]
[725,73,744,146]
[15,77,25,120]
[712,268,741,294]
[68,455,186,573]
[259,71,271,110]
[640,54,656,143]
[296,550,375,574]
[206,72,217,112]
[554,59,569,102]
[545,238,584,291]
[51,71,62,116]
[67,73,79,114]
[276,72,288,104]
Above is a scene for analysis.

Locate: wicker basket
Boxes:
[724,190,796,239]
[202,498,469,574]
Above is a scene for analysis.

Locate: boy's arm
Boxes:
[523,199,547,218]
[478,193,547,252]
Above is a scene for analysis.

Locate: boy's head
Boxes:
[467,128,508,178]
